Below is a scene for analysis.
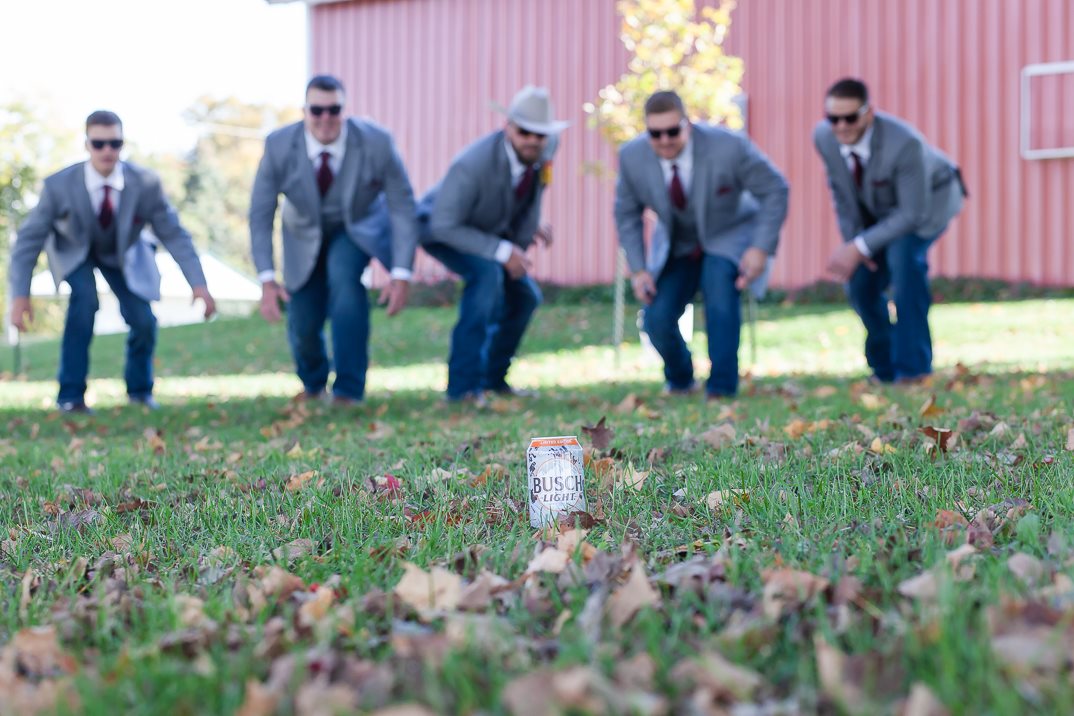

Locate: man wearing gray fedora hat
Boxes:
[417,85,568,403]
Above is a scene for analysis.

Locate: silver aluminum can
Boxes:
[527,436,586,528]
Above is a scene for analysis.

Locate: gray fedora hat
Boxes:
[498,85,570,135]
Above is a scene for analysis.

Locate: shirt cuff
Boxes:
[494,240,515,265]
[389,268,412,281]
[853,236,872,258]
[257,270,277,284]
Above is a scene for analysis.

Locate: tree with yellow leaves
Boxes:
[586,0,744,147]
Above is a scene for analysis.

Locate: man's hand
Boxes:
[630,270,657,306]
[826,241,877,282]
[378,278,409,317]
[191,285,216,320]
[736,247,768,291]
[504,246,531,280]
[534,223,554,249]
[259,280,290,323]
[9,297,32,332]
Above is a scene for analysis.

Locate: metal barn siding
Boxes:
[309,0,1074,287]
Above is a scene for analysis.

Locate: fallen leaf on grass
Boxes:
[606,563,661,628]
[815,635,906,715]
[525,547,570,575]
[393,563,461,619]
[1066,427,1074,452]
[273,538,316,562]
[699,423,736,449]
[898,544,977,600]
[919,426,956,453]
[581,416,614,450]
[919,394,945,418]
[898,683,950,716]
[705,489,749,511]
[1007,552,1046,586]
[762,568,829,619]
[670,649,764,703]
[615,464,649,491]
[869,437,897,455]
[285,470,317,492]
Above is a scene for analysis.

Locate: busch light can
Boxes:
[527,436,586,528]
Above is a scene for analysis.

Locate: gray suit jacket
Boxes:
[9,161,206,302]
[416,130,559,259]
[249,118,417,291]
[614,123,789,279]
[814,112,963,254]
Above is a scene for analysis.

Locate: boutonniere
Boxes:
[540,161,553,187]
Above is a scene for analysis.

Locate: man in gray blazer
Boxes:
[8,110,215,413]
[615,90,789,399]
[250,75,418,405]
[815,78,964,385]
[417,86,566,402]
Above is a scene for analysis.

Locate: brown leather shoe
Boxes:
[331,395,362,407]
[292,390,325,403]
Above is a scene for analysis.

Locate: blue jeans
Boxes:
[846,232,940,382]
[422,242,542,398]
[59,259,157,403]
[643,253,741,396]
[287,229,371,400]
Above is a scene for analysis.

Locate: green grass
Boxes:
[0,298,1072,714]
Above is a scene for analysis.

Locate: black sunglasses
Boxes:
[308,104,343,117]
[826,105,869,126]
[647,124,684,140]
[89,139,124,150]
[516,126,547,139]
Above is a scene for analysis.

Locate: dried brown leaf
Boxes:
[606,563,660,628]
[581,416,614,450]
[393,562,462,619]
[699,423,736,449]
[761,568,829,619]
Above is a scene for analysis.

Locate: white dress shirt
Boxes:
[84,162,125,215]
[658,138,694,196]
[838,125,875,258]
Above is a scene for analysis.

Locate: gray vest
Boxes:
[669,201,701,258]
[319,168,346,237]
[89,217,121,268]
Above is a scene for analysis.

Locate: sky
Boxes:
[1,0,308,157]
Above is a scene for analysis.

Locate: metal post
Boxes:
[612,248,626,370]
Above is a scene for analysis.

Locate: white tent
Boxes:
[29,251,260,335]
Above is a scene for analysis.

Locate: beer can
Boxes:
[527,436,586,528]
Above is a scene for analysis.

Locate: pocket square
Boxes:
[715,186,734,196]
[366,180,384,191]
[871,179,890,187]
[133,215,144,225]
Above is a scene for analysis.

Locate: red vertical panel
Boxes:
[308,0,1074,288]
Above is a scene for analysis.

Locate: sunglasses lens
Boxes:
[648,125,682,139]
[309,105,343,117]
[90,139,123,150]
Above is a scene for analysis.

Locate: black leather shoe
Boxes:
[57,401,94,415]
[129,395,161,410]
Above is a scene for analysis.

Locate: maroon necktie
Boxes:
[98,185,114,229]
[850,151,863,189]
[317,151,333,196]
[669,164,687,210]
[515,164,535,199]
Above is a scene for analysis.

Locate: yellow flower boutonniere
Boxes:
[540,161,553,187]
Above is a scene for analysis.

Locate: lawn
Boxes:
[0,297,1072,715]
